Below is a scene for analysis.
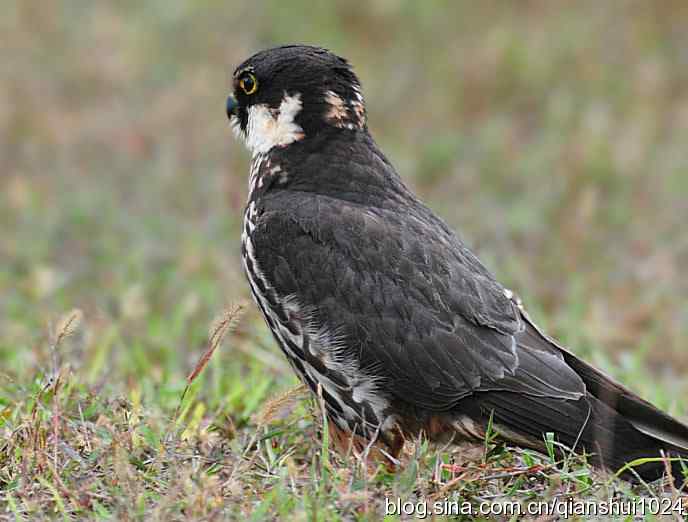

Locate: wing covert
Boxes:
[250,189,585,411]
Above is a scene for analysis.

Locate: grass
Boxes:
[2,1,688,520]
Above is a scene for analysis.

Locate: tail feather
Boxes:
[561,348,688,450]
[473,391,688,488]
[580,396,688,486]
[509,313,688,488]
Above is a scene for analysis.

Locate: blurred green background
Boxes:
[2,0,688,431]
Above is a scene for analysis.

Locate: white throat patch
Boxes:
[240,93,305,155]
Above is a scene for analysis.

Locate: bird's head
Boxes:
[226,45,367,155]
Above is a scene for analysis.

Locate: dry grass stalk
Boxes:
[252,383,307,428]
[52,309,83,349]
[31,310,84,472]
[46,309,83,391]
[175,305,244,421]
[187,305,244,384]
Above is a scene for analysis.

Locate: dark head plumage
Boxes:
[227,45,367,154]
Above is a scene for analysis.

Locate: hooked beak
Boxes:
[226,95,238,120]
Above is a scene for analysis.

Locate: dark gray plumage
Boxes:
[227,45,688,487]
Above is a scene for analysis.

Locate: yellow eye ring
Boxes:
[239,73,258,95]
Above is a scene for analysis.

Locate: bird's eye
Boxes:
[239,73,258,95]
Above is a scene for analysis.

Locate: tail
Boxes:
[562,349,688,488]
[578,394,688,486]
[474,390,688,489]
[485,313,688,488]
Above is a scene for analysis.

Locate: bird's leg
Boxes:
[326,419,405,472]
[327,419,405,472]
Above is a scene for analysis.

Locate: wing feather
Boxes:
[251,188,585,411]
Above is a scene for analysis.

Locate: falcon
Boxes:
[225,45,688,486]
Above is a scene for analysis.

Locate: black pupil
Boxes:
[242,76,254,92]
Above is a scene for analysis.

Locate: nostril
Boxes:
[226,96,238,119]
